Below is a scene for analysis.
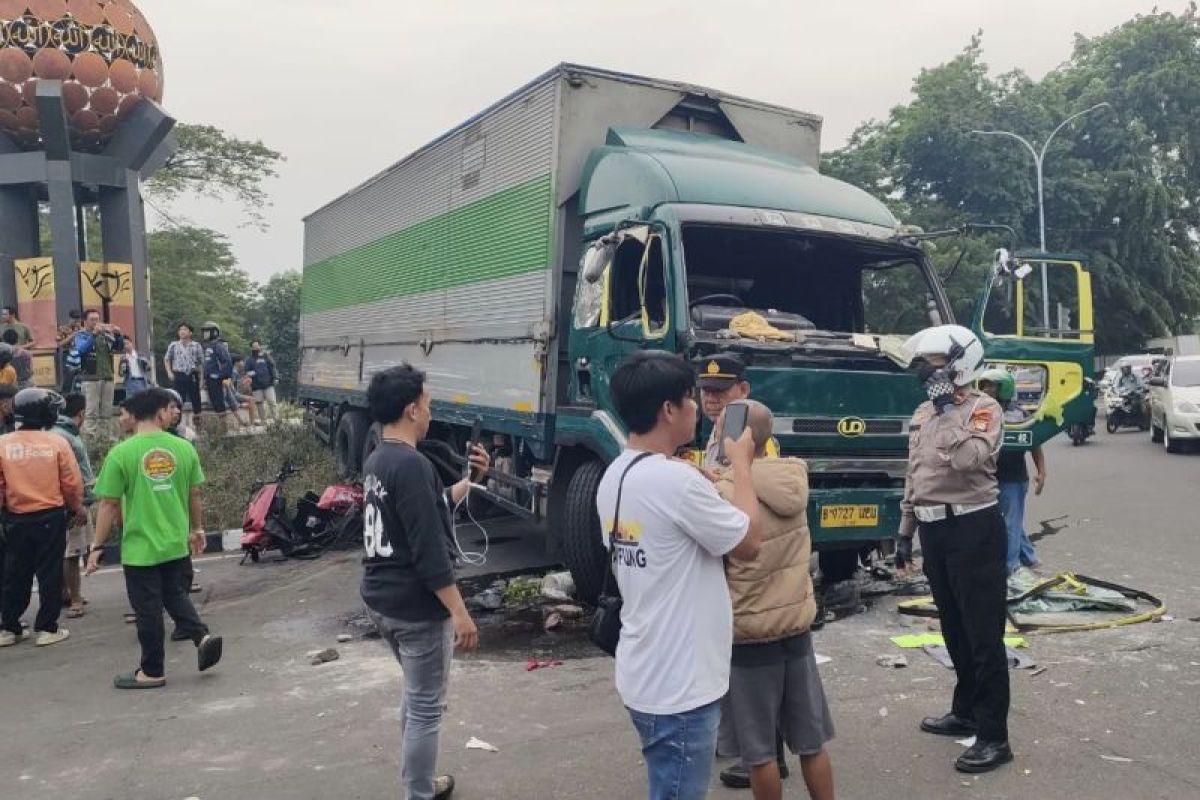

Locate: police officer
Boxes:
[696,354,778,468]
[897,324,1012,774]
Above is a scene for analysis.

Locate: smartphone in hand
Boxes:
[465,418,483,479]
[717,401,749,463]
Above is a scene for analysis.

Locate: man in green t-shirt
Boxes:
[86,388,223,689]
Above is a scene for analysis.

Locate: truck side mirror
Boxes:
[581,240,614,284]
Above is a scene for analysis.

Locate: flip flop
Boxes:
[66,606,85,619]
[197,635,223,672]
[113,671,166,690]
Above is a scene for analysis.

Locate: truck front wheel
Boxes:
[335,409,370,479]
[560,460,609,605]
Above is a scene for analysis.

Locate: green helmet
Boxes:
[977,368,1016,402]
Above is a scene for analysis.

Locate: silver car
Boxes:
[1149,355,1200,453]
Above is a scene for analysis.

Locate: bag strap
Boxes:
[599,452,654,597]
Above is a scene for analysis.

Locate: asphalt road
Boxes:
[1,428,1198,800]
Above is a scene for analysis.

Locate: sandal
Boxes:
[113,670,166,690]
[66,606,85,619]
[197,634,224,672]
[123,613,137,624]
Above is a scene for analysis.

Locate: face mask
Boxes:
[922,368,957,413]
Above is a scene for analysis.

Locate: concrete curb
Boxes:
[99,529,243,564]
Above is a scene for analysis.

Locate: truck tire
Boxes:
[335,410,370,479]
[560,460,609,606]
[362,422,382,467]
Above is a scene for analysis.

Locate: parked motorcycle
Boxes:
[241,462,364,564]
[1105,387,1150,434]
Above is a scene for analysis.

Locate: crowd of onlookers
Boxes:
[0,308,282,684]
[0,306,281,438]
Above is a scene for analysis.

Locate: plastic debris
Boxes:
[1099,755,1133,763]
[815,654,832,665]
[878,706,888,718]
[336,633,352,643]
[1030,667,1049,677]
[876,654,908,669]
[891,632,1026,649]
[956,736,977,747]
[466,736,499,752]
[309,648,339,666]
[526,658,563,672]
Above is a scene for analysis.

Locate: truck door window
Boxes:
[983,260,1090,341]
[639,235,669,337]
[607,238,646,324]
[573,271,604,328]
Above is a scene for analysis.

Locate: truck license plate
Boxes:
[820,504,879,528]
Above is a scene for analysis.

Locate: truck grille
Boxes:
[783,447,906,460]
[789,418,905,435]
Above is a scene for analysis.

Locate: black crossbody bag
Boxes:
[588,452,653,657]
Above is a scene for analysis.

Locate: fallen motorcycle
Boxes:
[241,462,364,564]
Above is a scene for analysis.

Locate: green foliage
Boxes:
[503,576,544,607]
[195,424,337,533]
[146,124,285,230]
[148,226,256,358]
[243,271,301,398]
[824,8,1200,352]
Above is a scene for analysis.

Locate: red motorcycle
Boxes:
[241,462,364,564]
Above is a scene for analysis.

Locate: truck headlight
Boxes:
[1177,401,1200,414]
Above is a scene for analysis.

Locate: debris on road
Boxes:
[309,648,340,665]
[543,612,563,631]
[548,604,585,619]
[956,736,977,747]
[1031,667,1049,677]
[1099,755,1133,763]
[466,736,500,752]
[876,654,908,668]
[541,572,576,602]
[526,657,564,672]
[336,633,352,643]
[815,654,832,665]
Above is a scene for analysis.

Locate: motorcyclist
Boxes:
[1115,364,1144,393]
[199,322,234,433]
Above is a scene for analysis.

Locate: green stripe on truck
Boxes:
[302,173,554,314]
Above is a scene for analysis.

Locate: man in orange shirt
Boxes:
[0,389,85,647]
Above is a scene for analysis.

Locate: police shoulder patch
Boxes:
[970,405,995,432]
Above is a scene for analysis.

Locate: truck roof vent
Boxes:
[654,94,742,141]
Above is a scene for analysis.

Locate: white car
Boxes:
[1149,355,1200,453]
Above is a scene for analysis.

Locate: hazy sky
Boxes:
[138,0,1187,281]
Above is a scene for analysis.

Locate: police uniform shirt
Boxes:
[899,389,1004,536]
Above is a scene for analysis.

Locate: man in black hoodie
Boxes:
[360,364,490,800]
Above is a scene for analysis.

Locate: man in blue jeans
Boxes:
[359,364,490,800]
[597,352,762,799]
[977,370,1044,574]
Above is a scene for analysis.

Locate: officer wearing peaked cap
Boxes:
[898,325,1012,775]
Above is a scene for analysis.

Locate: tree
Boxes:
[148,227,256,361]
[146,124,285,229]
[244,271,301,398]
[824,9,1200,353]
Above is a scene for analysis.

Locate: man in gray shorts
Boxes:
[717,400,836,800]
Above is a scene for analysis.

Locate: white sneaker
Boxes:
[0,630,25,647]
[34,629,70,647]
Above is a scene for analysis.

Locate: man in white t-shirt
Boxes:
[596,351,762,800]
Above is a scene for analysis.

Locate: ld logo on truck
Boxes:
[837,417,867,437]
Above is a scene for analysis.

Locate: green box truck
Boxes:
[298,64,1095,601]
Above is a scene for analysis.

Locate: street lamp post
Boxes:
[971,102,1111,329]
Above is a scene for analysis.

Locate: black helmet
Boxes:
[201,320,221,339]
[14,387,65,429]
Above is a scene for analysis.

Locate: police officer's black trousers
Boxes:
[919,507,1010,742]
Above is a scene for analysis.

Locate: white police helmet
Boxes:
[903,324,986,387]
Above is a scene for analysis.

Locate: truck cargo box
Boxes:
[299,64,822,423]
